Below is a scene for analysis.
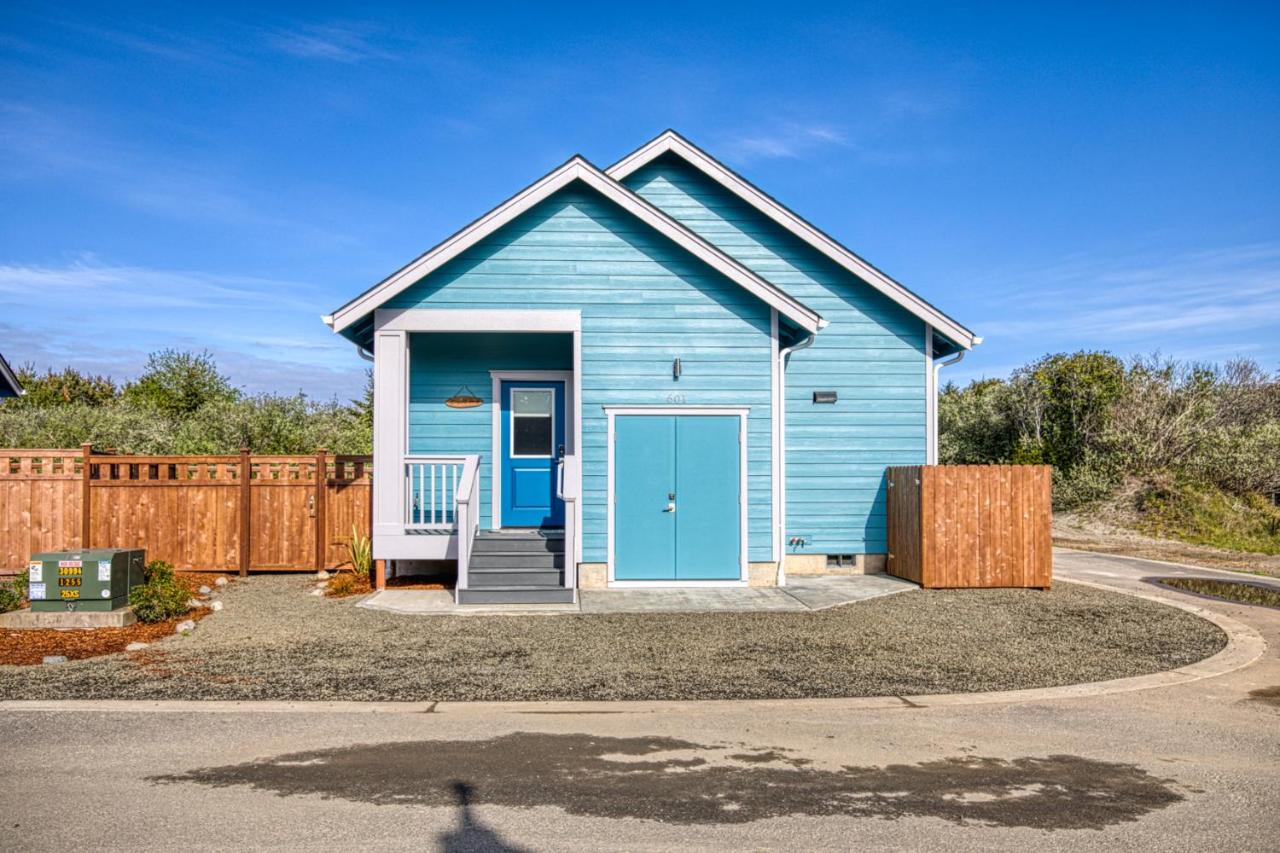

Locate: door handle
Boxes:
[664,502,676,513]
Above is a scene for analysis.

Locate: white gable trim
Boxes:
[326,157,823,335]
[607,131,978,350]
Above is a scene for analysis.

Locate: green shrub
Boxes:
[144,559,176,584]
[129,575,190,623]
[0,578,25,613]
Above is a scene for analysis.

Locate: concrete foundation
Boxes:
[785,553,887,576]
[0,606,137,630]
[577,563,608,590]
[748,562,779,587]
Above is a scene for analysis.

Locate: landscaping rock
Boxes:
[309,588,325,597]
[214,577,228,587]
[317,570,330,580]
[124,642,149,652]
[315,581,329,589]
[42,655,67,665]
[209,601,224,612]
[198,585,212,596]
[188,598,207,609]
[175,620,196,634]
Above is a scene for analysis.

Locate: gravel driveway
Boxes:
[0,575,1226,702]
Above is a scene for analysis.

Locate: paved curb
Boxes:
[0,563,1265,716]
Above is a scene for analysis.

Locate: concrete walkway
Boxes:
[357,573,916,616]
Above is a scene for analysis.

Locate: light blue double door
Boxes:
[613,414,742,581]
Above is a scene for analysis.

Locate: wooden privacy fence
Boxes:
[0,446,372,574]
[886,465,1052,589]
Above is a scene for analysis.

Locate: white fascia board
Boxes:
[327,157,823,336]
[607,131,978,350]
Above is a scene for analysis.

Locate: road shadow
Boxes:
[438,781,531,853]
[152,731,1188,830]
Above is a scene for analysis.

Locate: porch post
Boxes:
[372,328,409,550]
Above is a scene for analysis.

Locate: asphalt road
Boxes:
[1,550,1277,852]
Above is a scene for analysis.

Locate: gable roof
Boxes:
[325,156,825,337]
[0,352,22,397]
[607,130,979,350]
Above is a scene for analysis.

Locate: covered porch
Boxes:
[370,309,583,604]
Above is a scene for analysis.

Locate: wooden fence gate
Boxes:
[0,446,371,574]
[886,464,1052,588]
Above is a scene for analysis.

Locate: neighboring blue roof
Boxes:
[0,353,21,398]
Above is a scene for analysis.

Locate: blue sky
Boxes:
[2,2,1277,399]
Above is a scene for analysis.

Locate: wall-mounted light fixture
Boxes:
[672,358,682,380]
[813,390,837,404]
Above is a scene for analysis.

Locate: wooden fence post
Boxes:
[314,448,328,570]
[80,442,92,549]
[239,448,251,577]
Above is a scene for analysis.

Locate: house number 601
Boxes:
[666,393,686,404]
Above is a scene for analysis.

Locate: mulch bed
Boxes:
[0,572,228,666]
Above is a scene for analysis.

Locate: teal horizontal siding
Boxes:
[407,333,573,531]
[626,155,927,555]
[390,184,774,563]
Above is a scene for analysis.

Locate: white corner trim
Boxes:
[605,407,750,588]
[607,130,977,350]
[328,157,822,335]
[769,308,782,564]
[489,370,575,531]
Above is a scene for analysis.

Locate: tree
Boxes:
[122,350,238,417]
[5,364,118,408]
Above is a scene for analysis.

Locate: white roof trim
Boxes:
[327,156,823,335]
[607,130,977,349]
[0,352,23,396]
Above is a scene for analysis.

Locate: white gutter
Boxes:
[929,347,966,464]
[775,328,818,586]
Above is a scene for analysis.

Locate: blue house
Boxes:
[326,131,978,603]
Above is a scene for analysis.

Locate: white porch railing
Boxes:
[404,455,466,529]
[454,456,480,592]
[404,454,480,591]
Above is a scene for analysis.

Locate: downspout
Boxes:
[776,321,824,586]
[356,346,375,362]
[929,347,968,464]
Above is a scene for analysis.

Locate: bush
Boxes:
[144,559,176,584]
[328,573,360,597]
[0,578,25,613]
[129,564,190,623]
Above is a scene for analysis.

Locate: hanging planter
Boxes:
[444,385,483,409]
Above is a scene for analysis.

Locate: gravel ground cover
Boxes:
[0,575,1226,702]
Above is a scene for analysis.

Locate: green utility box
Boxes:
[27,549,146,612]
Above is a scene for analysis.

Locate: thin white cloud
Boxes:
[0,257,316,313]
[266,22,398,63]
[976,242,1280,341]
[722,123,847,162]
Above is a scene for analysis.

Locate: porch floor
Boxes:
[357,574,915,616]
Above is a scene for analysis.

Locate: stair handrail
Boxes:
[454,454,481,592]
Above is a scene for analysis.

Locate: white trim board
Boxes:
[489,370,575,531]
[607,130,978,350]
[604,405,750,588]
[327,158,822,335]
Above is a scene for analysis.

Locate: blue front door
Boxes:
[499,381,566,528]
[613,414,741,580]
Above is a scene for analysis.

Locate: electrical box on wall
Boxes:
[812,391,837,404]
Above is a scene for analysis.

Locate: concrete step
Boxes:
[473,533,564,554]
[469,552,565,569]
[457,586,575,605]
[467,568,564,587]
